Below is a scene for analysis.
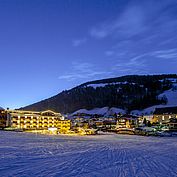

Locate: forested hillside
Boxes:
[21,74,177,113]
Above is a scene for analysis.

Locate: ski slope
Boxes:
[131,85,177,115]
[72,84,177,116]
[72,107,126,116]
[0,131,177,177]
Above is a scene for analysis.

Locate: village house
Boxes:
[103,119,117,130]
[116,115,139,129]
[94,120,104,128]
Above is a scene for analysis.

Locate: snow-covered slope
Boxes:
[131,83,177,115]
[131,105,167,116]
[23,75,177,114]
[73,83,177,116]
[0,106,4,110]
[158,84,177,106]
[105,107,126,116]
[72,107,126,116]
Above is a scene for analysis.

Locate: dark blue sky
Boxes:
[0,0,177,109]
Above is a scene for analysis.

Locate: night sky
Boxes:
[0,0,177,109]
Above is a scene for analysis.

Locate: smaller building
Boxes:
[103,120,116,130]
[116,115,138,129]
[94,120,104,128]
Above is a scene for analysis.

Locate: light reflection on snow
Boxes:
[0,131,177,177]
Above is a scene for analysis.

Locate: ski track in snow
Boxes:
[0,132,177,177]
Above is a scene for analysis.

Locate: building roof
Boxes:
[119,114,139,120]
[169,118,177,123]
[7,109,62,117]
[154,106,177,115]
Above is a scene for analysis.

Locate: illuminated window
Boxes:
[162,116,165,121]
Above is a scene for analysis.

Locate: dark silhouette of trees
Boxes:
[22,74,177,113]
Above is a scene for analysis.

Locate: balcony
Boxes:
[32,124,37,126]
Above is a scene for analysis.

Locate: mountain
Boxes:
[130,82,177,115]
[71,107,126,116]
[21,74,177,114]
[0,107,4,110]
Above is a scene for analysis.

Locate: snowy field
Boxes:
[0,132,177,177]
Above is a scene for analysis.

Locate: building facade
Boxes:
[152,107,177,124]
[57,120,71,133]
[0,109,7,128]
[6,110,71,131]
[116,115,138,129]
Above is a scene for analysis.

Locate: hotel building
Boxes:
[6,109,71,132]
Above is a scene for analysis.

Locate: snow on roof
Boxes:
[154,106,177,114]
[120,114,139,120]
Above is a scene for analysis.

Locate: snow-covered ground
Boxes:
[131,84,177,115]
[0,131,177,177]
[158,84,177,106]
[72,83,177,116]
[72,107,126,116]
